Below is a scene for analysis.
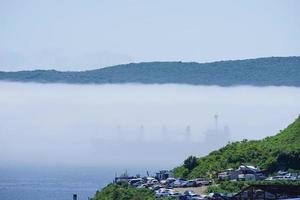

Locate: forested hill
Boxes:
[174,115,300,178]
[0,56,300,86]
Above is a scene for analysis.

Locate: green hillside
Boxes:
[92,182,155,200]
[1,56,300,86]
[92,117,300,198]
[174,115,300,178]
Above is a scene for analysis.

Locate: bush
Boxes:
[92,182,155,200]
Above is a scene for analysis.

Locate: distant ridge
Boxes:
[0,56,300,86]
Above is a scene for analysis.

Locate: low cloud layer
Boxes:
[0,83,299,167]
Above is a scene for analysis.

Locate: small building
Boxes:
[114,175,136,183]
[218,165,266,181]
[155,170,173,180]
[236,165,265,180]
[218,168,235,180]
[217,168,241,180]
[266,170,298,181]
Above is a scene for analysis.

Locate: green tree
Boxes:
[184,156,198,172]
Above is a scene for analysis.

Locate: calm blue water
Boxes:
[0,166,115,200]
[0,165,164,200]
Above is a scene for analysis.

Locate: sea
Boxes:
[0,165,162,200]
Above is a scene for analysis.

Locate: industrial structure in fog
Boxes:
[113,115,231,145]
[93,115,232,162]
[202,115,231,150]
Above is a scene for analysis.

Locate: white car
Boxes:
[155,188,170,198]
[195,178,211,186]
[172,178,187,187]
[182,190,204,200]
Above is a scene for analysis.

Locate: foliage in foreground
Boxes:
[205,180,300,194]
[92,182,155,200]
[174,116,300,178]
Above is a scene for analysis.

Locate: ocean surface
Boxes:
[0,166,110,200]
[0,165,161,200]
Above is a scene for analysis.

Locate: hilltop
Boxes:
[1,56,300,86]
[92,116,300,199]
[174,115,300,178]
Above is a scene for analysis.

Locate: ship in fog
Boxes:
[90,115,231,163]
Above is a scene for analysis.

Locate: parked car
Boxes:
[172,178,187,188]
[149,184,163,191]
[182,180,197,187]
[132,181,143,187]
[166,177,176,184]
[155,188,170,198]
[195,178,211,186]
[164,178,176,188]
[129,178,143,186]
[207,193,227,200]
[136,183,152,189]
[155,188,179,198]
[148,179,158,185]
[180,190,204,200]
[168,190,181,198]
[144,177,157,184]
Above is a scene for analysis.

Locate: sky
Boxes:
[0,0,299,71]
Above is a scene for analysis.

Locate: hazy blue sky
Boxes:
[0,0,299,70]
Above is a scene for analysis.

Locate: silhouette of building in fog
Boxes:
[137,125,144,141]
[202,115,231,150]
[185,125,191,141]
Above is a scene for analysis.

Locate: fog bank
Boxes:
[0,82,299,167]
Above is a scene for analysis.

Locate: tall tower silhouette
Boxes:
[137,125,144,141]
[224,125,231,143]
[185,125,191,141]
[214,114,218,131]
[161,125,168,141]
[116,125,123,140]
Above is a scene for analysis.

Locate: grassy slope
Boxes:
[174,116,300,178]
[92,182,156,200]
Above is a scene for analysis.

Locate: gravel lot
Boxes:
[174,186,208,195]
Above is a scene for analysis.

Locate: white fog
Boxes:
[0,82,299,167]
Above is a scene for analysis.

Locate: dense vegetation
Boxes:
[206,180,300,193]
[1,57,300,86]
[174,116,300,179]
[92,182,156,200]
